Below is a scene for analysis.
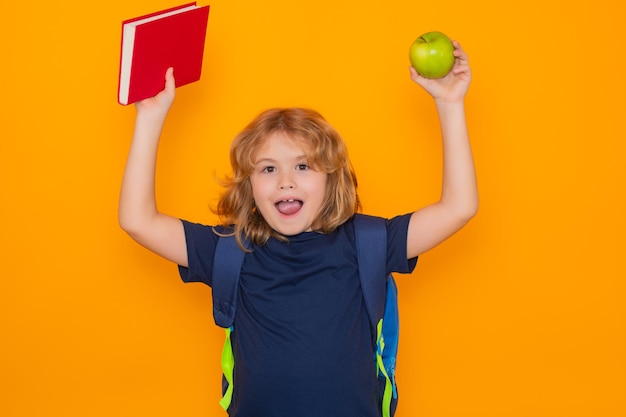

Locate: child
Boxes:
[119,41,477,417]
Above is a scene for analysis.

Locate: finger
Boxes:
[165,67,176,92]
[452,42,469,63]
[408,66,422,83]
[452,64,471,75]
[409,71,433,91]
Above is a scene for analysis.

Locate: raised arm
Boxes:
[118,68,188,266]
[406,41,478,258]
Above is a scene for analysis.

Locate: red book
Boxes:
[117,3,210,105]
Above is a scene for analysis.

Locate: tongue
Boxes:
[276,200,302,215]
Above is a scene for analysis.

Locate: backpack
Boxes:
[211,213,400,417]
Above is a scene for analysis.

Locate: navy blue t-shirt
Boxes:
[179,214,417,417]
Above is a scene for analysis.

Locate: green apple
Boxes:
[409,31,455,79]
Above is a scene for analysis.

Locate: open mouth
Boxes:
[275,199,303,215]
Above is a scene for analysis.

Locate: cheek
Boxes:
[250,175,270,201]
[310,174,329,200]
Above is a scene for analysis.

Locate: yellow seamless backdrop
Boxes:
[1,1,624,416]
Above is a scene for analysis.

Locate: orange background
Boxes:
[1,1,625,416]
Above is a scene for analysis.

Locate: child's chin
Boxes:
[276,228,306,237]
[271,222,310,237]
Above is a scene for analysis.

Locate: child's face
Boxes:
[249,131,328,236]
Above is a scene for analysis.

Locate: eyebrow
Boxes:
[254,155,309,165]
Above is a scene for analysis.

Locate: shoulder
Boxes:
[386,213,414,238]
[179,220,223,256]
[180,220,232,238]
[352,213,417,273]
[351,212,413,236]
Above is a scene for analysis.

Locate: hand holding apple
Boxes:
[409,31,455,79]
[409,37,471,103]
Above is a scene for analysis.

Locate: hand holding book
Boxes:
[134,68,176,122]
[118,3,210,105]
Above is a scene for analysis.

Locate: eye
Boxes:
[262,166,276,173]
[296,164,310,171]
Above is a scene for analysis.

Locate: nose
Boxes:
[279,173,295,190]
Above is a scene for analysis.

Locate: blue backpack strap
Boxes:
[212,234,248,328]
[353,214,388,324]
[212,234,249,411]
[353,213,400,417]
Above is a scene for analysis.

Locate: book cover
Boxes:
[118,3,210,105]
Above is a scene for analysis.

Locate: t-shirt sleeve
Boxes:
[177,220,219,287]
[386,213,418,275]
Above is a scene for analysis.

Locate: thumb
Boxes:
[409,66,429,89]
[165,67,176,92]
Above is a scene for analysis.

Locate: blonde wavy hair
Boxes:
[214,107,361,248]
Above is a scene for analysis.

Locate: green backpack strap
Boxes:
[219,327,235,410]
